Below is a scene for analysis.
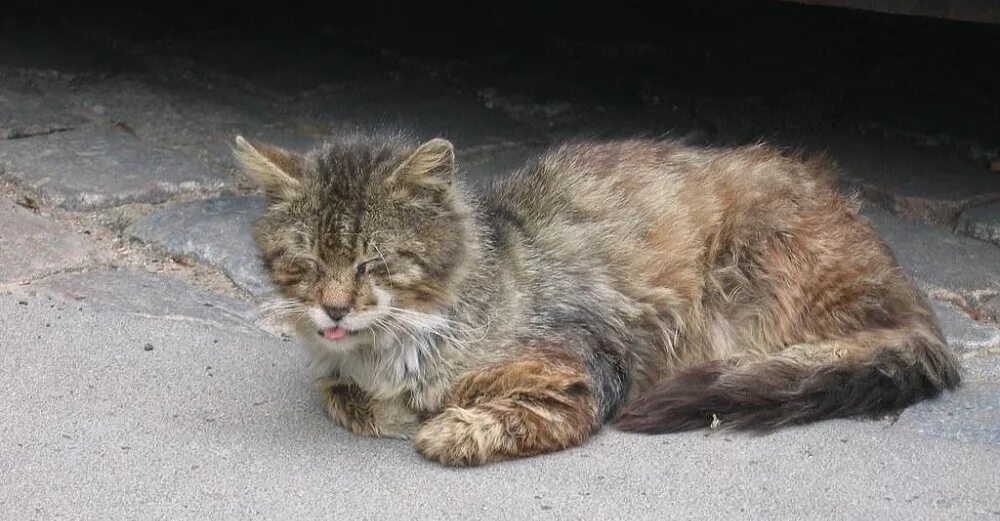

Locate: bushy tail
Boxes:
[615,332,961,433]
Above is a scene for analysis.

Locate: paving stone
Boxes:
[955,201,1000,247]
[291,79,539,149]
[64,76,320,172]
[0,199,101,283]
[862,209,1000,302]
[961,355,1000,383]
[895,382,1000,446]
[13,269,254,330]
[790,132,1000,226]
[0,80,84,139]
[0,127,229,209]
[128,195,272,296]
[932,301,1000,354]
[978,294,1000,323]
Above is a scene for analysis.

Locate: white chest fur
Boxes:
[301,329,435,402]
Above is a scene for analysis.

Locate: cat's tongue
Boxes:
[321,326,349,341]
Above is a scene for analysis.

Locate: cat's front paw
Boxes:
[414,406,505,466]
[316,378,379,437]
[316,378,420,439]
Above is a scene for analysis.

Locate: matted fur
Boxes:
[236,132,960,466]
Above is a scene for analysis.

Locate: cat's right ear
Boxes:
[233,136,304,201]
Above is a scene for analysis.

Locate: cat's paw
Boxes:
[316,378,379,437]
[316,378,420,439]
[414,406,504,466]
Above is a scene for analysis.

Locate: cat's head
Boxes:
[235,132,476,349]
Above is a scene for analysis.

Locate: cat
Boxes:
[235,131,960,466]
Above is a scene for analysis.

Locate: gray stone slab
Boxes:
[863,209,1000,300]
[788,132,1000,225]
[955,201,1000,248]
[3,291,1000,520]
[12,269,254,331]
[932,301,1000,353]
[64,77,320,172]
[962,355,1000,383]
[979,295,1000,323]
[291,79,539,149]
[0,81,83,139]
[127,195,273,296]
[895,383,1000,446]
[0,199,101,283]
[0,127,229,209]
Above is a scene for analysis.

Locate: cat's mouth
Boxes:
[318,326,358,341]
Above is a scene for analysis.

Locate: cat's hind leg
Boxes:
[414,351,600,466]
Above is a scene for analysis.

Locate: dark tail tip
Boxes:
[616,346,960,434]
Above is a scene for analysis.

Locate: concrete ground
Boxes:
[1,5,999,520]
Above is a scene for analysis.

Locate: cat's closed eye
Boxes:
[279,258,322,286]
[358,258,390,278]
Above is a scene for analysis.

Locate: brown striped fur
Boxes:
[237,132,960,466]
[415,350,596,465]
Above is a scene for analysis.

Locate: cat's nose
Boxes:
[323,305,351,322]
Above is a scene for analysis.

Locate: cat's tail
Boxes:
[615,325,961,433]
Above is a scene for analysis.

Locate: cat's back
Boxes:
[481,138,845,309]
[486,138,838,240]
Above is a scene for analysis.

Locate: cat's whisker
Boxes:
[385,313,466,348]
[382,306,487,333]
[372,319,404,348]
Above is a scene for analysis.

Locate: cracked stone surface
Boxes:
[63,76,321,172]
[794,132,1000,226]
[955,201,1000,247]
[0,80,84,139]
[11,269,255,330]
[932,301,1000,353]
[0,199,102,284]
[0,126,230,209]
[127,195,272,296]
[863,209,1000,305]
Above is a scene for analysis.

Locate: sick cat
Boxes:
[235,132,960,466]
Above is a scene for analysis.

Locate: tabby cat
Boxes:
[235,132,960,466]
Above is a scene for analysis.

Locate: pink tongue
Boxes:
[322,327,348,340]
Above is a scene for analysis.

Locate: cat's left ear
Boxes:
[391,138,455,190]
[233,136,305,201]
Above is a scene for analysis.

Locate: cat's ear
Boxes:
[233,136,304,201]
[391,138,455,190]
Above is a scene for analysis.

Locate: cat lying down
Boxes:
[235,132,959,466]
